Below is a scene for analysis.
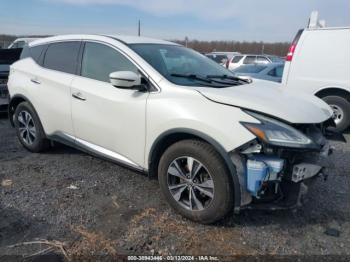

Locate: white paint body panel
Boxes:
[8,34,332,170]
[282,28,350,96]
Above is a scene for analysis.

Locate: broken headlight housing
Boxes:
[241,111,319,149]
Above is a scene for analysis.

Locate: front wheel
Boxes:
[158,140,234,224]
[323,95,350,132]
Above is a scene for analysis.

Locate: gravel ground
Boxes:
[0,113,350,260]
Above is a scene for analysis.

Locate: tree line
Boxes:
[1,34,290,56]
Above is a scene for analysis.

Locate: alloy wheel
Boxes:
[17,110,37,145]
[167,156,214,211]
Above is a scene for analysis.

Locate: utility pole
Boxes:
[138,20,141,36]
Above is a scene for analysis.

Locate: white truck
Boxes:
[282,11,350,132]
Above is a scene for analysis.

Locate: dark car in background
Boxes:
[0,48,22,112]
[232,63,285,83]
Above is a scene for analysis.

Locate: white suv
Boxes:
[8,35,336,224]
[226,54,284,70]
[282,13,350,132]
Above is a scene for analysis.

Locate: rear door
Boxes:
[71,41,148,168]
[34,41,81,136]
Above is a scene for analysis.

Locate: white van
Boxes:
[282,12,350,132]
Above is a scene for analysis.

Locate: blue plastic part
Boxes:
[246,155,284,196]
[246,159,268,196]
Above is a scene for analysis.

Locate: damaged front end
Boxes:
[232,111,345,211]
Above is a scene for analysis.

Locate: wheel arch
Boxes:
[148,128,241,211]
[8,95,39,128]
[315,87,350,101]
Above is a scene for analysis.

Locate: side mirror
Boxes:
[109,71,141,89]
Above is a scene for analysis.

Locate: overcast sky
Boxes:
[1,0,350,42]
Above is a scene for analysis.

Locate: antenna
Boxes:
[138,20,141,36]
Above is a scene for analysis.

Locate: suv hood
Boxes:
[195,80,333,124]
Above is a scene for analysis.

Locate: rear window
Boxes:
[43,42,81,74]
[235,65,267,73]
[231,55,243,63]
[207,54,227,63]
[243,56,256,64]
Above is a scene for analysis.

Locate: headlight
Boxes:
[241,111,318,149]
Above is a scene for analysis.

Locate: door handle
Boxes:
[72,92,86,101]
[31,78,41,84]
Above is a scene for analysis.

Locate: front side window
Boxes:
[130,44,238,87]
[43,42,81,74]
[81,42,138,83]
[243,56,256,64]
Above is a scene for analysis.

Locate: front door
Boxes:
[71,42,148,168]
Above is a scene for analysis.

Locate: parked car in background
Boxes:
[205,53,229,64]
[7,38,40,49]
[232,63,284,83]
[206,51,240,66]
[226,54,284,70]
[0,48,22,112]
[282,11,350,132]
[8,34,337,224]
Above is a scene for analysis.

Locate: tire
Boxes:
[14,101,50,152]
[158,139,234,224]
[323,96,350,132]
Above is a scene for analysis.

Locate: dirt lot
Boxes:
[1,113,350,260]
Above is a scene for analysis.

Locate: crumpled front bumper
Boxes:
[288,141,333,183]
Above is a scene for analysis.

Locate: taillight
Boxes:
[286,29,303,62]
[286,44,296,61]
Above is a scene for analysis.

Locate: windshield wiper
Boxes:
[170,73,213,83]
[206,74,250,84]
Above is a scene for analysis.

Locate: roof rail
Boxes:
[308,11,326,29]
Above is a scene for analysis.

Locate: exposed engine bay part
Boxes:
[233,120,337,210]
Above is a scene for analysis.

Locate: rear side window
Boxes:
[81,42,138,83]
[43,42,81,74]
[243,56,256,64]
[257,56,269,63]
[30,45,47,65]
[231,55,243,63]
[20,44,47,65]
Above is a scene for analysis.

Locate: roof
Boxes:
[29,34,179,47]
[107,35,178,45]
[14,38,41,43]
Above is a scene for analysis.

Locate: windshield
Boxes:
[129,44,241,87]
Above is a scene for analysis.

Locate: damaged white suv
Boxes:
[8,35,341,224]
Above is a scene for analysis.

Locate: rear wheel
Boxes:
[158,139,234,224]
[14,102,50,152]
[323,96,350,132]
